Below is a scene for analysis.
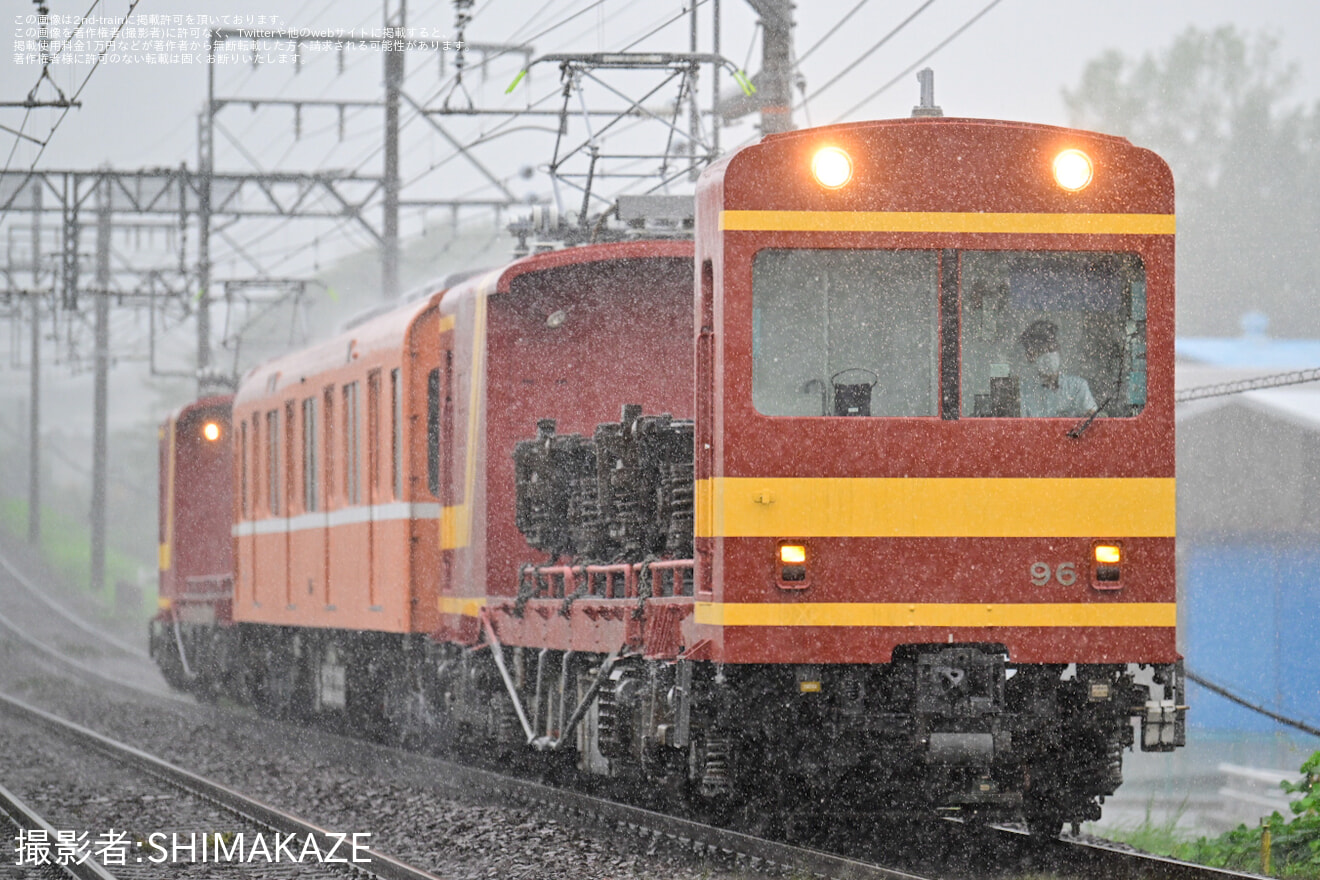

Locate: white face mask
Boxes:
[1034,350,1061,376]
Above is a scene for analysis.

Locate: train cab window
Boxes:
[959,251,1146,419]
[752,249,939,417]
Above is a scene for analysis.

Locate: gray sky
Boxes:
[6,0,1319,172]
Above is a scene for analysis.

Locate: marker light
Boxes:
[1094,544,1122,564]
[1053,149,1094,192]
[811,147,853,189]
[780,544,807,565]
[203,421,222,442]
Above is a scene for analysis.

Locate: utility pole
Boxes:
[689,2,700,179]
[712,0,721,156]
[198,31,215,379]
[91,174,110,595]
[746,0,795,134]
[28,182,40,546]
[382,0,405,300]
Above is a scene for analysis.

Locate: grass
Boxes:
[1102,799,1191,857]
[1101,765,1320,880]
[0,496,152,618]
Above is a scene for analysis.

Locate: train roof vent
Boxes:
[616,195,694,226]
[509,196,694,257]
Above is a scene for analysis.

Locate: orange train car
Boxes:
[156,115,1185,835]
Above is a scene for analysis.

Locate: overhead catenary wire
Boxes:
[796,0,874,66]
[192,0,571,288]
[0,0,144,224]
[0,0,109,178]
[1185,666,1320,739]
[797,0,938,111]
[830,0,1006,123]
[619,0,709,52]
[1176,367,1320,403]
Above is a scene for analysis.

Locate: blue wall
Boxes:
[1183,542,1320,732]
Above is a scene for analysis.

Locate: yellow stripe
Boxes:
[696,477,1175,538]
[695,601,1175,628]
[161,417,176,572]
[438,595,486,617]
[438,272,497,551]
[439,503,468,550]
[719,210,1175,236]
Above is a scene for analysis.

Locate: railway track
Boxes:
[0,693,443,880]
[321,739,1276,880]
[0,646,1274,880]
[0,779,118,880]
[0,549,1274,880]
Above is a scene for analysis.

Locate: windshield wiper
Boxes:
[1067,395,1113,439]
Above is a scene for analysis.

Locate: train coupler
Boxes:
[1137,660,1187,752]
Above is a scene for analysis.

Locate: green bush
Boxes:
[1102,751,1320,878]
[1180,751,1320,878]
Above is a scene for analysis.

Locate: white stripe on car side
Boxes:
[232,502,442,537]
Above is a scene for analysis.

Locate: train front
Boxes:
[692,118,1182,832]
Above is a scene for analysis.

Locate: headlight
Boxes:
[1053,148,1094,192]
[811,147,853,189]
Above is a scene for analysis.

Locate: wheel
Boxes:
[1026,813,1064,840]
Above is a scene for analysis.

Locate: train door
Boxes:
[238,416,253,609]
[434,351,454,592]
[247,412,259,607]
[284,400,295,608]
[158,417,175,602]
[340,380,370,611]
[366,370,381,609]
[262,408,288,610]
[299,395,326,613]
[322,386,334,609]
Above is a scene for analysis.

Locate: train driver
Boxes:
[1018,320,1097,418]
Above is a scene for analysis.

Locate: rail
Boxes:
[0,779,119,880]
[0,693,444,880]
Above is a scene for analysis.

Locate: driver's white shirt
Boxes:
[1021,373,1096,418]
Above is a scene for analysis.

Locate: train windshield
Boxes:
[750,248,1147,419]
[960,251,1146,419]
[752,249,939,417]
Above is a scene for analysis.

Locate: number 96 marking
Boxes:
[1030,561,1076,586]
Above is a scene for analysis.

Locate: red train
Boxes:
[153,115,1184,836]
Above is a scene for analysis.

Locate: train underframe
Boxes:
[150,613,1185,836]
